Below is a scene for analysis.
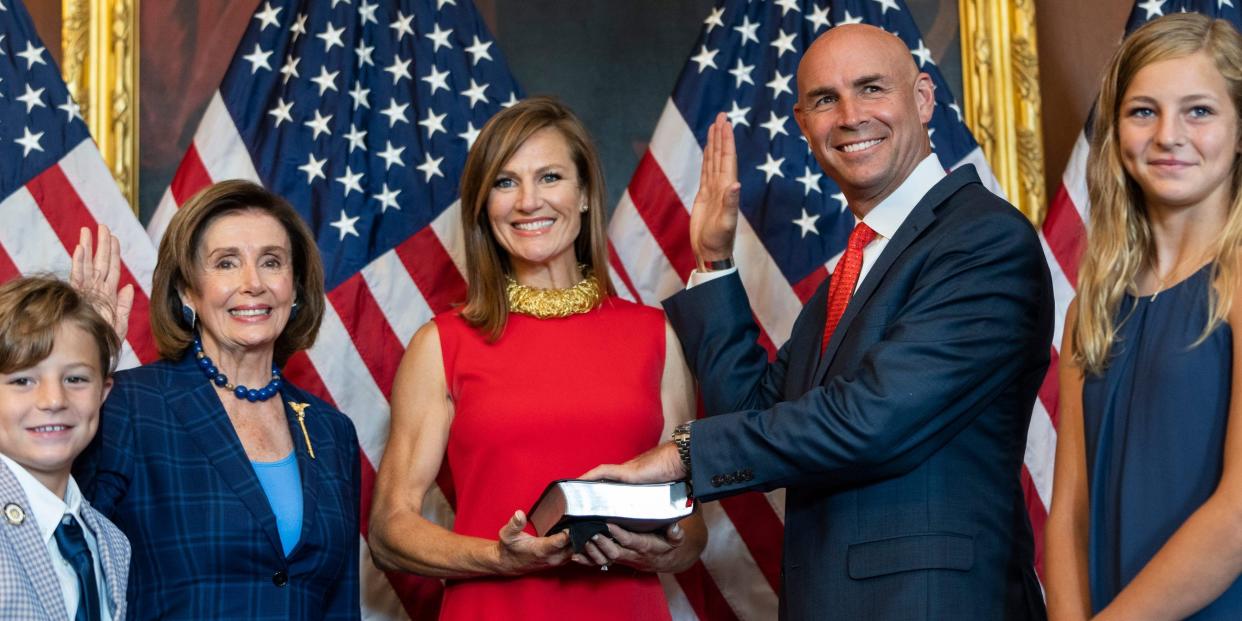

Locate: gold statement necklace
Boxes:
[506,269,603,318]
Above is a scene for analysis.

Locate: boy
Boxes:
[0,276,129,620]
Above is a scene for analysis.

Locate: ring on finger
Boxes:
[599,564,609,572]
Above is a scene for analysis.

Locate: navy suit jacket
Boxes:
[75,354,361,620]
[664,167,1051,620]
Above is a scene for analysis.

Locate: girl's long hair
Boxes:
[1076,13,1242,374]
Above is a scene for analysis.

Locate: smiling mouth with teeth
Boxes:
[514,219,554,231]
[230,308,271,317]
[30,425,69,433]
[841,138,883,153]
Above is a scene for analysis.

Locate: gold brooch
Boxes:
[289,401,316,459]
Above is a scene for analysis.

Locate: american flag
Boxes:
[1036,0,1242,586]
[147,0,521,618]
[0,0,158,368]
[605,1,1012,618]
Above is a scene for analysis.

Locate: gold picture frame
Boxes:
[60,0,139,213]
[959,0,1045,225]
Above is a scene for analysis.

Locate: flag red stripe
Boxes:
[327,274,406,398]
[1043,187,1088,288]
[628,153,696,280]
[25,165,159,363]
[675,561,740,621]
[284,351,445,620]
[1022,466,1049,580]
[791,267,829,305]
[0,243,19,282]
[1039,348,1061,429]
[171,144,216,206]
[607,243,643,303]
[718,494,784,593]
[394,227,468,314]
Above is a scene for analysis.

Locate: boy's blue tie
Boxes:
[54,515,102,621]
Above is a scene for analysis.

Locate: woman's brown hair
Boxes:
[0,275,119,376]
[149,180,325,365]
[457,96,615,340]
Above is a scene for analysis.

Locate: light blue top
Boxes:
[251,452,303,557]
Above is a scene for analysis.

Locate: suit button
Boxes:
[272,570,288,587]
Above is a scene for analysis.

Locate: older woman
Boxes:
[369,97,706,619]
[1046,13,1242,620]
[74,181,360,619]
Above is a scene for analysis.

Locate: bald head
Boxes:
[798,25,921,100]
[791,24,936,214]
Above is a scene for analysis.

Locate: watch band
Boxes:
[696,256,735,272]
[672,422,693,493]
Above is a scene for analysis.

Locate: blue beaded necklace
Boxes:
[193,335,283,402]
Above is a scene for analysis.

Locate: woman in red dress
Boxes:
[369,97,706,620]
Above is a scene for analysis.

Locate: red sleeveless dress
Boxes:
[434,297,673,621]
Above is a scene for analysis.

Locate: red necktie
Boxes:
[821,222,876,353]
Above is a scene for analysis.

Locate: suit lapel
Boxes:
[0,462,69,620]
[168,358,285,558]
[79,503,126,619]
[813,167,980,386]
[281,386,320,558]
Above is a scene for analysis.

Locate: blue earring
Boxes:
[180,304,196,328]
[289,301,300,321]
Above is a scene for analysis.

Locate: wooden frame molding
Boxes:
[61,0,139,211]
[959,0,1045,225]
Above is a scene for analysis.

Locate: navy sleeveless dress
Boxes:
[1082,266,1242,617]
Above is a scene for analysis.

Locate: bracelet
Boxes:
[696,256,735,272]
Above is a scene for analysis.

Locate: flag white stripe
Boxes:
[658,574,698,621]
[1040,233,1077,357]
[698,502,779,621]
[59,141,157,294]
[305,301,392,467]
[429,199,467,280]
[0,186,73,276]
[608,191,683,305]
[1062,133,1091,224]
[361,249,433,346]
[1026,402,1057,509]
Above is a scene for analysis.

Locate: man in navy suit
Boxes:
[587,24,1051,620]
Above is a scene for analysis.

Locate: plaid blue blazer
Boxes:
[75,354,361,620]
[0,460,130,621]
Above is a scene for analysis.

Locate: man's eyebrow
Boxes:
[852,74,886,88]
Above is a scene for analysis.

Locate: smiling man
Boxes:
[587,25,1052,620]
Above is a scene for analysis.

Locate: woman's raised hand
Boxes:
[689,112,741,265]
[70,224,134,343]
[494,510,574,575]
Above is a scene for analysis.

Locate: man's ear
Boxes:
[914,73,935,124]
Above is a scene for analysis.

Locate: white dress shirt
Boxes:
[0,454,113,621]
[688,153,947,293]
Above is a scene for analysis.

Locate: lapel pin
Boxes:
[289,401,316,459]
[4,503,25,525]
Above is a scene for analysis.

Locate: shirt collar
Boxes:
[859,153,946,240]
[0,453,84,544]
